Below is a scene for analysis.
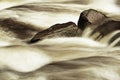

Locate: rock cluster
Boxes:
[30,9,120,46]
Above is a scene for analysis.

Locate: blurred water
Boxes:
[0,0,119,80]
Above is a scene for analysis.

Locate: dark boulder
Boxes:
[30,22,82,43]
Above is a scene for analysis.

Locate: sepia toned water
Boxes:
[0,0,119,80]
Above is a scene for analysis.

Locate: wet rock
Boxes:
[30,22,82,43]
[77,9,107,30]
